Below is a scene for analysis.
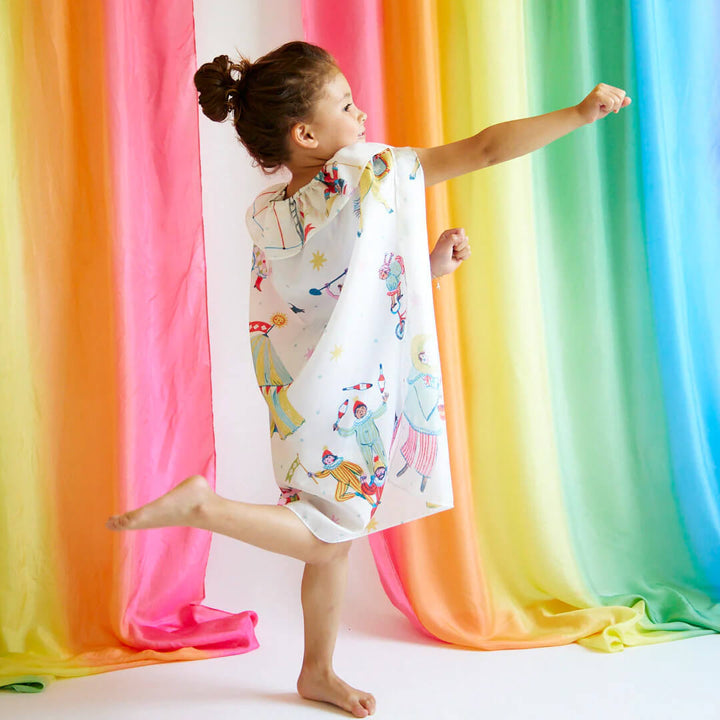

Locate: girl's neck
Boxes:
[284,164,323,198]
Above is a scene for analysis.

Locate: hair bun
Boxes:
[193,41,338,172]
[194,54,249,123]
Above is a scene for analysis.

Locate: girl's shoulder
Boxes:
[245,183,286,243]
[245,143,420,260]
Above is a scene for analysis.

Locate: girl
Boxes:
[106,41,630,718]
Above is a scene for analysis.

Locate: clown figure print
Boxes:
[309,449,376,507]
[379,252,407,340]
[394,334,445,492]
[333,383,389,473]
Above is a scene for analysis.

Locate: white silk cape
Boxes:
[246,142,453,542]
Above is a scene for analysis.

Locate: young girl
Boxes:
[106,41,629,718]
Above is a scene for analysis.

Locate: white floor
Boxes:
[3,534,719,720]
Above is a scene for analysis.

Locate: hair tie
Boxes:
[226,76,245,116]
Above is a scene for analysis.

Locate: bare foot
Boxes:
[105,474,212,531]
[297,666,375,717]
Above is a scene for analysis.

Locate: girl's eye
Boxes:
[344,103,352,111]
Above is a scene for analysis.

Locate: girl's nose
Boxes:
[358,108,367,123]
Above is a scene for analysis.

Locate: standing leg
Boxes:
[296,543,376,718]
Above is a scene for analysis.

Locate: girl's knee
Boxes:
[334,539,352,559]
[311,538,352,565]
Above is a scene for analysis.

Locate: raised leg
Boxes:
[105,474,341,565]
[297,546,376,718]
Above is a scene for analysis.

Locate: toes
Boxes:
[351,701,369,718]
[360,695,376,715]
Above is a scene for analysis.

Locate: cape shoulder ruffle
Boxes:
[245,142,393,260]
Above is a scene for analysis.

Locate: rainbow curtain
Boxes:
[305,0,720,650]
[0,0,257,693]
[2,0,719,696]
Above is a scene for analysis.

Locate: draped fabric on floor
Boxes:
[304,0,720,650]
[0,0,257,693]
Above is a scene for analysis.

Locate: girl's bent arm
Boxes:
[414,83,630,187]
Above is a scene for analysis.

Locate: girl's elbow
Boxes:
[471,133,495,169]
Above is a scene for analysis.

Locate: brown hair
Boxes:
[193,41,338,172]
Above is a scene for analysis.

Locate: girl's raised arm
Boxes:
[414,83,631,187]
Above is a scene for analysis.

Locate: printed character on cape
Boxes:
[251,244,269,291]
[360,455,386,516]
[354,149,394,235]
[309,268,348,300]
[279,486,300,504]
[249,312,305,439]
[378,252,406,340]
[308,449,377,507]
[333,394,389,472]
[395,334,445,492]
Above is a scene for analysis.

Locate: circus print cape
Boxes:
[245,142,454,542]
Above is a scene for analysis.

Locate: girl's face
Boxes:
[308,72,367,158]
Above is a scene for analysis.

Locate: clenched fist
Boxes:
[430,227,471,279]
[577,83,631,124]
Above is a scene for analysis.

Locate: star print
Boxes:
[304,347,314,360]
[310,251,327,270]
[330,345,343,361]
[365,518,378,532]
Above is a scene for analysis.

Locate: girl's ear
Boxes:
[289,122,318,150]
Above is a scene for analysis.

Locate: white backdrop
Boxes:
[193,0,392,632]
[194,0,298,505]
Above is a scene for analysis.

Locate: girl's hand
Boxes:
[430,228,471,279]
[576,83,632,124]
